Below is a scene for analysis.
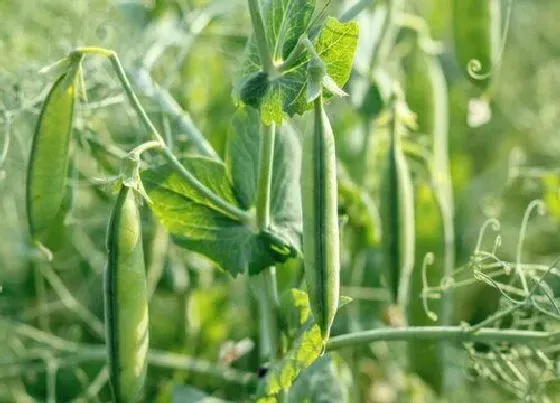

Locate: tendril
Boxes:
[475,218,501,256]
[421,252,438,322]
[516,200,546,295]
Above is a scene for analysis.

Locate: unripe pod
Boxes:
[105,186,149,402]
[302,97,340,339]
[452,0,501,91]
[26,56,81,252]
[380,105,415,309]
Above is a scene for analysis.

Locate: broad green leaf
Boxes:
[257,290,351,401]
[257,321,324,401]
[283,17,359,117]
[26,59,81,252]
[280,288,312,339]
[236,7,359,123]
[288,354,351,403]
[314,17,359,93]
[226,108,261,209]
[226,108,302,252]
[142,157,284,276]
[241,0,315,75]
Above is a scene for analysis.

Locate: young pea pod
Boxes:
[26,55,82,251]
[405,37,455,394]
[452,0,501,91]
[302,97,340,340]
[380,101,415,310]
[105,185,149,403]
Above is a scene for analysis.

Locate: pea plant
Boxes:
[4,0,560,401]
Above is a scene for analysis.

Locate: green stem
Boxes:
[74,48,250,223]
[129,68,219,160]
[277,35,307,73]
[326,326,556,352]
[106,53,167,146]
[256,123,276,229]
[1,320,257,385]
[255,122,279,363]
[247,0,274,74]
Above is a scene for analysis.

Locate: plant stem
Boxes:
[129,68,219,160]
[326,326,557,352]
[256,123,276,229]
[1,320,257,385]
[277,35,307,73]
[255,122,279,363]
[106,52,167,146]
[247,0,274,74]
[75,48,250,223]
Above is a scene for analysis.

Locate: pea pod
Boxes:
[302,97,340,339]
[405,39,455,308]
[380,101,415,310]
[26,56,81,251]
[405,37,455,394]
[452,0,501,90]
[105,185,149,402]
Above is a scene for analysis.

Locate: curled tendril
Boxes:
[516,200,547,294]
[467,59,492,81]
[421,252,438,322]
[475,218,501,256]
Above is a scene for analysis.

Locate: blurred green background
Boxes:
[2,0,560,402]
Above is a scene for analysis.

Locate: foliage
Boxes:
[2,0,560,402]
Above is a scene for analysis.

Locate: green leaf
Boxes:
[244,0,315,72]
[257,321,324,402]
[258,290,351,401]
[314,17,359,94]
[236,8,359,123]
[226,108,302,252]
[280,288,312,339]
[288,354,351,403]
[142,157,279,276]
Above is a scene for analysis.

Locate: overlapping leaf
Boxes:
[236,7,359,124]
[142,108,302,277]
[257,289,353,402]
[226,107,302,252]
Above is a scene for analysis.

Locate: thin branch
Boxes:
[326,326,558,352]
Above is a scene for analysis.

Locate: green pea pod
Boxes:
[26,56,81,251]
[302,97,340,340]
[380,104,415,309]
[105,186,149,403]
[452,0,501,91]
[405,39,455,299]
[405,39,455,394]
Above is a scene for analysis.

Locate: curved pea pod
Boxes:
[302,97,340,340]
[404,40,455,393]
[380,109,415,310]
[452,0,501,91]
[105,186,149,403]
[405,41,454,319]
[26,58,81,251]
